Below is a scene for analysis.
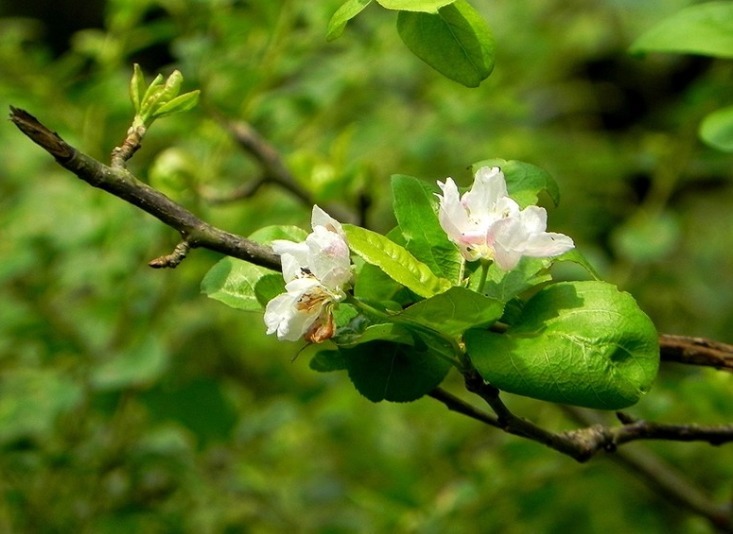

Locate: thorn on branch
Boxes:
[149,241,191,269]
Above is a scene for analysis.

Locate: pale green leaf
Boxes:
[327,0,373,41]
[343,224,452,298]
[700,105,733,152]
[201,257,272,311]
[377,0,456,12]
[630,2,733,58]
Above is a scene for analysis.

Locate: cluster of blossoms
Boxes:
[436,166,574,270]
[265,167,574,342]
[264,206,353,343]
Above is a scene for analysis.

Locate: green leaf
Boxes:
[700,105,733,152]
[343,224,452,298]
[465,281,659,409]
[377,0,456,12]
[327,0,373,41]
[254,273,286,308]
[310,350,347,372]
[480,257,552,302]
[152,90,201,119]
[343,340,451,402]
[396,0,494,87]
[396,286,503,337]
[472,159,561,207]
[630,2,733,59]
[392,174,463,281]
[201,257,272,311]
[553,249,601,280]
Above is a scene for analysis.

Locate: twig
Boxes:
[148,241,191,269]
[199,176,267,204]
[564,407,733,532]
[660,333,733,372]
[428,387,500,428]
[221,117,356,223]
[9,106,281,271]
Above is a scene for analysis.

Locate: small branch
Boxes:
[660,333,733,372]
[221,117,356,223]
[199,176,267,204]
[110,124,145,168]
[9,106,280,271]
[428,387,500,428]
[462,370,590,459]
[564,407,733,532]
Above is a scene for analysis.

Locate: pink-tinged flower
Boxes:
[437,166,574,270]
[264,206,352,342]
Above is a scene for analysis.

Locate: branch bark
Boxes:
[9,106,280,271]
[660,334,733,372]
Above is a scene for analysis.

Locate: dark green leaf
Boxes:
[392,174,463,281]
[255,273,286,308]
[343,340,451,402]
[465,281,660,409]
[397,0,494,87]
[310,350,347,372]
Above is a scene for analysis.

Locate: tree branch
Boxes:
[10,106,733,478]
[9,106,280,271]
[660,334,733,372]
[564,407,733,532]
[221,117,356,224]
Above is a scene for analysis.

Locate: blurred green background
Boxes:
[1,0,732,532]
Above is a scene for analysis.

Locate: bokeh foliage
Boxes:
[0,0,731,532]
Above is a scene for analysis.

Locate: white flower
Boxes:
[437,166,574,270]
[264,206,352,342]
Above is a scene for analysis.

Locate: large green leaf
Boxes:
[700,105,733,152]
[377,0,456,12]
[342,340,452,402]
[630,2,733,58]
[465,281,659,409]
[202,225,304,311]
[396,0,494,87]
[343,224,452,298]
[327,0,373,41]
[201,257,273,311]
[472,159,560,207]
[392,174,463,281]
[396,286,503,338]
